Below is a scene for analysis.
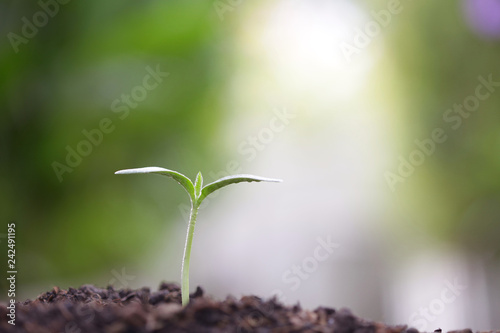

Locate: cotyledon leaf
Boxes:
[115,167,195,200]
[198,174,282,203]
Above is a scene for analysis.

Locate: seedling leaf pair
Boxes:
[115,166,282,305]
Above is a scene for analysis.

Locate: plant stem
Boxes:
[181,200,199,306]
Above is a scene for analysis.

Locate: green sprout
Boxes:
[115,166,282,306]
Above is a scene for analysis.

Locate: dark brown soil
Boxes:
[0,283,479,333]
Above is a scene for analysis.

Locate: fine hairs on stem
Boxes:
[115,166,281,305]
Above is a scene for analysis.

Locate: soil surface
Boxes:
[0,283,484,333]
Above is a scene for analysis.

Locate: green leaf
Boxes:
[115,167,195,200]
[199,174,282,203]
[194,172,203,200]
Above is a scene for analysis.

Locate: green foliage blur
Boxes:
[1,0,233,293]
[381,0,500,255]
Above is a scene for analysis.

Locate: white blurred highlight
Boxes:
[143,0,492,329]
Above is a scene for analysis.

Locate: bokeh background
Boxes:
[1,0,500,330]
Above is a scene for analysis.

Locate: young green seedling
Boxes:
[115,166,282,306]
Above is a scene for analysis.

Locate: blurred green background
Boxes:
[1,0,232,291]
[1,0,500,329]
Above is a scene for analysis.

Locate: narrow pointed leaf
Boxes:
[115,167,195,199]
[194,172,203,200]
[199,174,282,203]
